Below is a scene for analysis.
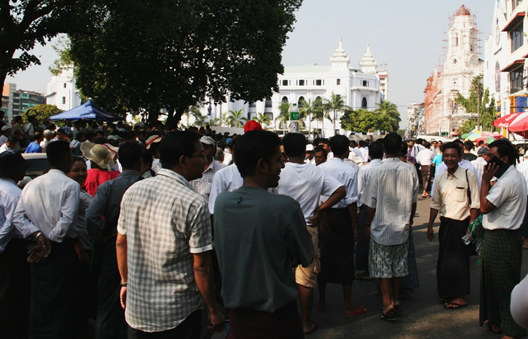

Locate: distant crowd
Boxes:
[1,113,528,339]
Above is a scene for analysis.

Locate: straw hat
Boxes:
[81,142,115,170]
[146,135,162,149]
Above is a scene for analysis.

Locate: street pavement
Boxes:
[304,195,528,339]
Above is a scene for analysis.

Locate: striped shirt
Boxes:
[117,169,213,332]
[361,158,419,246]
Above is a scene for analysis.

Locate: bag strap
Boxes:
[465,169,471,205]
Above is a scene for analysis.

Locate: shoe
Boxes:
[343,306,367,317]
[303,320,318,335]
[444,302,468,309]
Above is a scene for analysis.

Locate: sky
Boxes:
[8,0,495,127]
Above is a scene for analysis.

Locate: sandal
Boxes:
[379,309,397,321]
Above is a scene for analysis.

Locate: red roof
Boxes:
[455,5,471,16]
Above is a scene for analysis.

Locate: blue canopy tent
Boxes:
[50,100,125,121]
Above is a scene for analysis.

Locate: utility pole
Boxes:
[477,83,481,131]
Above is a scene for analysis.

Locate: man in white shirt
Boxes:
[317,135,365,317]
[431,140,481,197]
[471,146,488,181]
[427,142,480,309]
[277,133,345,334]
[356,141,383,281]
[361,133,419,321]
[416,142,435,198]
[479,139,528,338]
[0,151,31,338]
[189,136,225,201]
[13,141,80,338]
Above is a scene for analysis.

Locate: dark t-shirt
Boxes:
[214,186,313,313]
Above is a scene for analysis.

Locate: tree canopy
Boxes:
[69,0,302,126]
[0,0,99,97]
[455,74,498,132]
[341,108,392,134]
[374,101,400,132]
[22,104,63,124]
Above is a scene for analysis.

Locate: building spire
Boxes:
[330,39,349,68]
[359,44,378,74]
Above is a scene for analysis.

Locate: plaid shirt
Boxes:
[117,169,213,332]
[189,160,225,201]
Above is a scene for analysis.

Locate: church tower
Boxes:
[330,39,350,70]
[359,44,378,74]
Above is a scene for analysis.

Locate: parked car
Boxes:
[20,153,49,188]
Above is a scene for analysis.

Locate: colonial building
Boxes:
[424,5,484,135]
[484,0,527,133]
[204,40,388,136]
[45,66,81,111]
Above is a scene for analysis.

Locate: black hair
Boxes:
[442,142,462,156]
[464,140,474,151]
[349,140,358,147]
[359,140,366,147]
[369,141,383,160]
[6,136,18,144]
[47,141,71,167]
[75,132,87,141]
[314,145,327,157]
[141,148,153,166]
[423,141,431,149]
[118,141,143,168]
[488,139,517,165]
[319,138,329,145]
[34,131,43,140]
[72,155,85,164]
[383,133,402,155]
[282,133,306,158]
[398,141,408,158]
[235,131,282,178]
[329,135,349,156]
[159,131,200,169]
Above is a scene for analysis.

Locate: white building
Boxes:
[203,40,388,136]
[484,0,527,135]
[45,66,81,111]
[424,5,484,135]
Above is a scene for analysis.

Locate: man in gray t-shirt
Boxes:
[214,131,313,339]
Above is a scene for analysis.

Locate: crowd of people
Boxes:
[1,112,528,339]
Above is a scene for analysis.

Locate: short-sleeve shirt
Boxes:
[432,154,443,167]
[214,186,313,313]
[483,166,528,230]
[361,158,419,245]
[117,169,213,332]
[208,164,243,214]
[276,163,342,223]
[319,158,358,208]
[430,166,480,221]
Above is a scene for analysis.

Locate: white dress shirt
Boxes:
[0,135,7,146]
[357,159,382,206]
[483,166,527,230]
[516,160,528,192]
[208,164,243,214]
[276,162,342,222]
[471,157,487,183]
[319,157,358,209]
[0,178,22,253]
[13,169,80,242]
[361,158,419,246]
[416,148,435,167]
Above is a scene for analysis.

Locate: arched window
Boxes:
[362,97,368,109]
[282,96,289,104]
[265,98,272,108]
[298,96,305,108]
